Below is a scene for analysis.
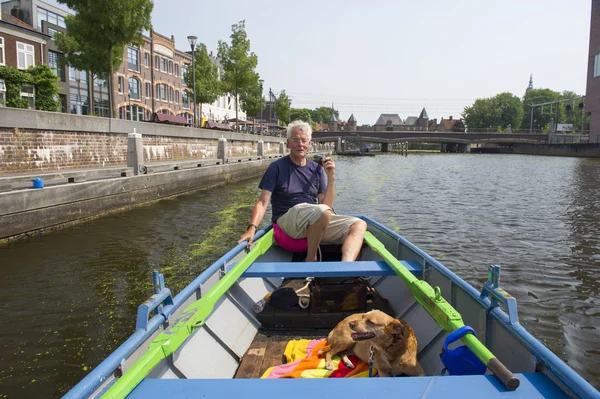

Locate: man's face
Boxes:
[287,128,311,157]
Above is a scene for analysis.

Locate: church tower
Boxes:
[526,74,533,92]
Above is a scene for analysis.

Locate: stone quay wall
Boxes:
[0,108,284,173]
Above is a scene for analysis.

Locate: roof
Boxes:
[440,118,465,130]
[348,114,356,122]
[374,114,403,126]
[404,116,418,126]
[419,108,429,119]
[329,113,338,122]
[151,113,189,125]
[1,12,51,38]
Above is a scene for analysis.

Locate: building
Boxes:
[373,108,429,131]
[586,0,600,141]
[2,0,245,124]
[429,116,465,132]
[0,11,51,108]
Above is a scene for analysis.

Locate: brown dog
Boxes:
[318,312,365,370]
[351,311,425,377]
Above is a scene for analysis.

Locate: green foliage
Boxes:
[311,106,339,123]
[462,92,523,130]
[238,79,264,117]
[0,65,59,111]
[217,20,259,122]
[185,43,223,111]
[56,0,154,116]
[275,90,291,124]
[521,88,562,130]
[290,108,312,122]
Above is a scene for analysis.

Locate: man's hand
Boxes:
[322,157,335,176]
[238,226,257,248]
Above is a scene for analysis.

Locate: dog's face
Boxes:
[348,310,404,343]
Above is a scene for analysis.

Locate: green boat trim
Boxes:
[101,230,275,399]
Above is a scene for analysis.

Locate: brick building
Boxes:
[0,11,50,108]
[586,0,600,142]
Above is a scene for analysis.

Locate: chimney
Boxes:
[11,6,24,21]
[449,116,453,120]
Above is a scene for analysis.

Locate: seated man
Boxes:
[238,120,367,261]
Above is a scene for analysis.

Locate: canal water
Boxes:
[1,154,599,397]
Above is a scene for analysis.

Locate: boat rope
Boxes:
[295,278,312,309]
[368,345,375,377]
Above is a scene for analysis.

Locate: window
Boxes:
[595,54,600,78]
[127,47,139,71]
[169,87,174,102]
[169,60,173,74]
[94,98,109,117]
[17,42,35,69]
[37,7,66,29]
[182,90,190,108]
[181,64,188,83]
[117,76,124,93]
[48,50,65,81]
[69,66,76,81]
[175,90,179,104]
[154,55,159,70]
[145,82,150,99]
[160,84,167,101]
[48,28,59,38]
[0,79,6,106]
[174,64,179,77]
[120,105,145,121]
[128,77,140,100]
[70,93,88,115]
[80,70,87,83]
[155,84,160,100]
[21,84,35,109]
[161,58,168,72]
[0,37,4,66]
[144,52,150,68]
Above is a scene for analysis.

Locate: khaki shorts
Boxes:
[276,203,360,245]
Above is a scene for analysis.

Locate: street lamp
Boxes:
[187,35,198,128]
[259,78,264,134]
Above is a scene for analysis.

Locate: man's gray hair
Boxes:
[286,120,312,140]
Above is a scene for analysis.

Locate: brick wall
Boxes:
[0,128,280,172]
[587,0,600,140]
[0,32,44,69]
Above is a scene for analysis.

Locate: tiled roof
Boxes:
[1,12,36,30]
[404,116,418,126]
[374,114,403,125]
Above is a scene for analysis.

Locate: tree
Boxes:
[185,43,222,125]
[462,92,523,130]
[217,20,259,129]
[239,79,264,118]
[311,106,339,123]
[0,65,60,111]
[290,108,312,122]
[521,88,561,132]
[55,0,153,118]
[275,90,291,125]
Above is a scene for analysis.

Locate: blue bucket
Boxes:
[32,178,44,189]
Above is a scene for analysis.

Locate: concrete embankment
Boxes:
[471,143,600,157]
[0,158,275,241]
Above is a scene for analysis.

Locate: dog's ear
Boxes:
[385,319,404,335]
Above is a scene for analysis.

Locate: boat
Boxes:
[63,216,600,399]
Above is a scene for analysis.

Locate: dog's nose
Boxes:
[349,322,355,328]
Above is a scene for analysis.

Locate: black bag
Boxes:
[310,278,368,313]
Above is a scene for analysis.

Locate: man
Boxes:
[238,120,367,262]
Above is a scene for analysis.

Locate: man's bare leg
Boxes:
[305,210,332,261]
[341,220,368,261]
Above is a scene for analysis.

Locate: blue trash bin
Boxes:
[32,178,44,189]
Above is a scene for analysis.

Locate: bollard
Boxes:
[336,137,342,153]
[127,129,144,175]
[218,136,228,163]
[257,140,264,157]
[32,177,44,189]
[279,141,285,155]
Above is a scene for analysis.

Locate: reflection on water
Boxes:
[0,154,599,397]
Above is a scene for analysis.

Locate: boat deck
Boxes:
[234,329,329,379]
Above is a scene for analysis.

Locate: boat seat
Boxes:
[241,260,423,278]
[128,373,567,399]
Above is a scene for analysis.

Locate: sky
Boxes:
[45,0,591,125]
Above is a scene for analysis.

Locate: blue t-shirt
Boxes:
[259,156,327,222]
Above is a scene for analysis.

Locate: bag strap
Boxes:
[443,326,478,353]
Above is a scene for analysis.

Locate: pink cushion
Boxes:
[272,223,308,252]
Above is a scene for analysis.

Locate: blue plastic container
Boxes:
[32,178,44,189]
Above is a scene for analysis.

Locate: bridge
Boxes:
[311,131,549,145]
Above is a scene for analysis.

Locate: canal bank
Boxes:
[471,143,600,157]
[0,157,279,241]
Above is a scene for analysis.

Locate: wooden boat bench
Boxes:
[129,373,566,398]
[241,260,423,278]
